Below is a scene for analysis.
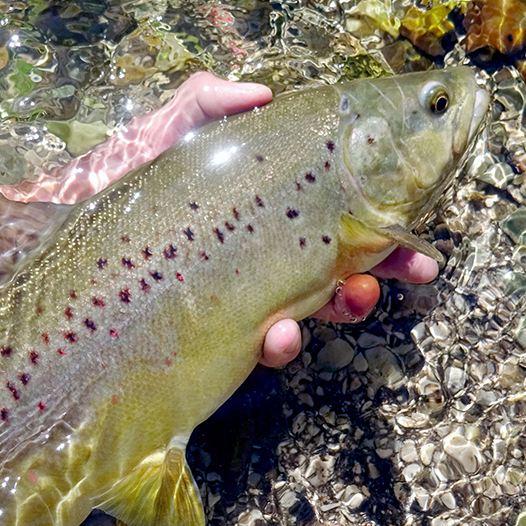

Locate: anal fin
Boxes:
[95,441,205,526]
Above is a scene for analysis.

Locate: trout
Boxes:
[0,67,489,526]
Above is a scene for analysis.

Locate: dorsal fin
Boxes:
[0,194,71,287]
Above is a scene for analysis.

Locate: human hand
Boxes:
[0,72,439,368]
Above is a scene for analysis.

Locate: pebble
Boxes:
[317,338,355,371]
[443,432,481,473]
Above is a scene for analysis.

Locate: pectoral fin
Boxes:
[376,224,444,263]
[95,440,205,526]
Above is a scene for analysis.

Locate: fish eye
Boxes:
[419,81,450,116]
[430,91,449,114]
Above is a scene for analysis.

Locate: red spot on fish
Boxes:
[246,224,254,233]
[149,271,163,281]
[299,237,306,248]
[84,318,97,331]
[326,140,335,152]
[233,207,240,221]
[165,358,172,366]
[121,236,131,243]
[140,279,151,293]
[38,400,46,412]
[1,346,12,358]
[305,172,316,183]
[235,269,239,274]
[183,228,195,241]
[109,328,120,338]
[69,290,77,300]
[97,258,108,269]
[121,257,136,269]
[64,306,74,320]
[163,245,177,259]
[322,235,331,244]
[92,296,105,307]
[6,382,20,400]
[296,182,303,191]
[189,202,199,210]
[27,472,38,483]
[225,222,235,232]
[1,406,9,422]
[35,305,44,315]
[57,347,67,356]
[141,247,153,259]
[214,229,225,243]
[64,331,78,343]
[199,252,209,261]
[176,272,184,282]
[112,395,118,403]
[90,279,97,285]
[255,195,265,207]
[41,333,50,345]
[29,350,39,365]
[286,208,299,219]
[324,161,331,171]
[19,373,30,385]
[171,351,177,357]
[120,289,131,303]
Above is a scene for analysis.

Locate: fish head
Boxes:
[338,67,490,229]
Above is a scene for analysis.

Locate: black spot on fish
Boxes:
[326,141,335,152]
[225,222,235,232]
[35,305,44,315]
[340,97,349,112]
[324,161,331,171]
[6,382,20,400]
[64,331,78,343]
[256,155,264,162]
[367,136,374,145]
[69,290,77,300]
[121,257,136,269]
[38,400,46,412]
[184,228,195,241]
[163,245,177,259]
[109,328,120,338]
[286,208,299,219]
[255,195,265,207]
[29,350,39,365]
[215,229,225,243]
[199,252,209,261]
[97,258,108,269]
[92,296,105,307]
[508,33,513,42]
[305,172,316,183]
[246,224,254,234]
[84,318,97,331]
[120,289,131,303]
[64,306,74,320]
[233,208,240,221]
[299,237,306,248]
[141,247,153,259]
[149,271,163,281]
[19,373,30,386]
[1,406,9,422]
[1,346,12,358]
[322,235,331,245]
[41,333,50,345]
[189,202,199,210]
[121,236,131,243]
[140,279,151,292]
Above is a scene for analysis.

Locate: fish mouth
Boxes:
[467,87,491,146]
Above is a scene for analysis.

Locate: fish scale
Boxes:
[0,68,488,525]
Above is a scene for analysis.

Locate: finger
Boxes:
[313,274,380,323]
[259,318,302,368]
[371,247,439,283]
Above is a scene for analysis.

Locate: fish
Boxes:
[0,67,489,526]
